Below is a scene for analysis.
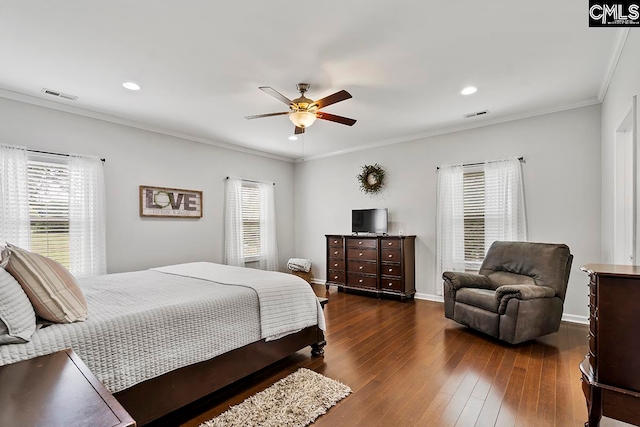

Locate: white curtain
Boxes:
[0,144,30,249]
[224,178,278,271]
[257,182,278,271]
[435,164,465,296]
[224,178,245,267]
[484,157,527,248]
[68,154,106,277]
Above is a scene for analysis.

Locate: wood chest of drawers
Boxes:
[325,234,415,300]
[579,264,640,427]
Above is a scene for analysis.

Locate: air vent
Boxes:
[41,88,78,101]
[463,110,489,118]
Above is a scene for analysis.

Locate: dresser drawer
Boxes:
[381,264,402,277]
[346,238,378,249]
[381,239,401,249]
[348,260,377,275]
[381,278,402,292]
[328,270,345,283]
[589,331,596,355]
[328,237,343,247]
[328,260,345,271]
[347,273,377,289]
[381,248,401,263]
[589,314,597,337]
[329,247,344,259]
[347,248,377,260]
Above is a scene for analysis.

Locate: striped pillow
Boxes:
[1,244,88,323]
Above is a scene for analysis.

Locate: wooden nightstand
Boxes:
[0,349,135,427]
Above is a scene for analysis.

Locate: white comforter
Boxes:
[0,263,325,393]
[153,262,325,340]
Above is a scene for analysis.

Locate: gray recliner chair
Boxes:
[443,241,573,344]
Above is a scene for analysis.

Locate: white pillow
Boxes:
[0,267,37,344]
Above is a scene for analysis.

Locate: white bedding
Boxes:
[0,263,324,393]
[153,262,326,340]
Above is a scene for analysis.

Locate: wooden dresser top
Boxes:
[581,263,640,277]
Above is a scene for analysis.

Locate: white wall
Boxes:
[0,97,296,273]
[601,31,640,263]
[295,105,602,319]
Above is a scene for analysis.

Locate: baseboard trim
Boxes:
[414,293,444,303]
[561,314,589,325]
[313,286,588,323]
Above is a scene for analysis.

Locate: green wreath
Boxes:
[357,164,386,194]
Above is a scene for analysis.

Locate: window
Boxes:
[27,159,71,268]
[463,170,485,270]
[224,178,278,270]
[241,184,261,259]
[435,158,526,296]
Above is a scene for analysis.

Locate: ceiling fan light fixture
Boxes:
[289,111,317,128]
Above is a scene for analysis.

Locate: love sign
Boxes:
[139,185,203,218]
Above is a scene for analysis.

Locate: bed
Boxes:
[0,262,326,425]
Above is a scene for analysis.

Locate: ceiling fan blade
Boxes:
[259,86,293,106]
[313,90,352,110]
[316,112,357,126]
[294,126,305,135]
[244,112,289,120]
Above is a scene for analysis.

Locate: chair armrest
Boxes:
[442,272,493,291]
[495,284,556,315]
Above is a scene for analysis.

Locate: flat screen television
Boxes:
[352,208,388,234]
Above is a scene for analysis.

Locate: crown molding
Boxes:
[296,96,601,163]
[597,28,630,102]
[0,88,294,163]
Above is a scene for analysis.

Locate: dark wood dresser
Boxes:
[0,349,135,427]
[580,264,640,427]
[326,234,416,300]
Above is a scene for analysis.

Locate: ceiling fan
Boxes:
[245,83,356,135]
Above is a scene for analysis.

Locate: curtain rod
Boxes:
[436,157,524,171]
[225,176,275,186]
[28,149,106,163]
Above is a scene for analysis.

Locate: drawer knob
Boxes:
[388,242,392,246]
[388,283,393,287]
[334,240,338,244]
[359,266,363,270]
[334,263,338,267]
[389,268,393,272]
[334,276,338,280]
[359,241,363,244]
[334,251,338,255]
[388,254,393,258]
[359,279,363,283]
[359,253,363,256]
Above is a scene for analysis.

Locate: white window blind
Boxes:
[241,184,261,258]
[463,170,485,270]
[27,160,70,268]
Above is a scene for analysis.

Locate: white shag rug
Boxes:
[199,368,351,427]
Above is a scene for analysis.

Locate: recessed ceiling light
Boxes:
[461,86,477,95]
[122,82,141,91]
[288,135,298,141]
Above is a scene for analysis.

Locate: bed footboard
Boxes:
[114,326,322,426]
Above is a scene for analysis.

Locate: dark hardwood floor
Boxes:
[180,285,628,427]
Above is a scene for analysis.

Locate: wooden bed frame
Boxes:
[114,325,325,425]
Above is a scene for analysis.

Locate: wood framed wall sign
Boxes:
[139,186,203,218]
